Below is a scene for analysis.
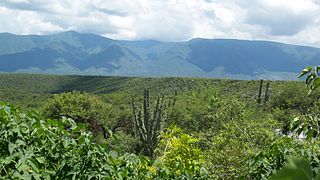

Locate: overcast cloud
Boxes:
[0,0,320,47]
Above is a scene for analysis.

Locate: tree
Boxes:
[42,91,112,136]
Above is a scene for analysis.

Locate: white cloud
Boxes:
[0,6,63,34]
[0,0,320,47]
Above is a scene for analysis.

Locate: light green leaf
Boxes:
[36,157,45,164]
[313,77,320,89]
[270,158,312,180]
[299,66,313,78]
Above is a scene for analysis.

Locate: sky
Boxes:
[0,0,320,47]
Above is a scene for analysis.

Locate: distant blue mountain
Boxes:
[0,31,319,80]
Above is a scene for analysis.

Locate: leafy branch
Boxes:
[299,65,320,94]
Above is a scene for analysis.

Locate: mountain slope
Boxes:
[0,31,319,80]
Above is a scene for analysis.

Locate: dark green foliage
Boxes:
[168,87,248,133]
[246,136,320,179]
[104,131,139,154]
[0,103,140,179]
[269,82,320,112]
[203,117,278,179]
[270,158,318,180]
[3,73,320,178]
[42,91,112,135]
[0,103,208,179]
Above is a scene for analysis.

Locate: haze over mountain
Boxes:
[0,31,319,80]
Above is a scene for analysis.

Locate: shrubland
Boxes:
[1,73,320,179]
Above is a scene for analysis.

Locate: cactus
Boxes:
[257,79,263,104]
[256,80,271,104]
[132,87,167,158]
[264,81,270,103]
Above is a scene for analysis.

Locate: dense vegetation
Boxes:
[1,73,320,179]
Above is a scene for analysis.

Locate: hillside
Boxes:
[0,73,305,111]
[1,31,320,79]
[1,73,320,179]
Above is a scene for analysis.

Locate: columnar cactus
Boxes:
[264,81,270,103]
[132,87,166,158]
[257,80,271,104]
[257,79,263,104]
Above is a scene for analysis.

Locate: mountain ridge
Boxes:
[0,31,319,80]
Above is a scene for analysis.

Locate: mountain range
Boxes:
[0,31,320,80]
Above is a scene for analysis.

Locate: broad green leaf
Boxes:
[35,157,45,164]
[8,143,15,154]
[299,66,313,78]
[313,77,320,89]
[316,66,320,75]
[270,158,312,180]
[28,159,40,173]
[306,74,316,86]
[315,172,320,180]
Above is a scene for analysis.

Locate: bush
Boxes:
[42,91,113,135]
[246,136,320,179]
[157,126,207,178]
[203,117,278,179]
[0,103,208,179]
[105,131,139,154]
[0,103,143,178]
[269,83,320,113]
[168,87,247,133]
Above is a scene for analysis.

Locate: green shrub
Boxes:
[42,91,113,135]
[0,103,144,179]
[157,126,208,178]
[206,95,247,132]
[168,87,247,133]
[269,83,320,113]
[246,136,320,179]
[105,131,139,154]
[203,117,278,179]
[0,103,208,179]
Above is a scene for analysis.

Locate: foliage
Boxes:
[270,158,320,180]
[246,136,320,179]
[206,94,247,131]
[104,131,139,154]
[269,82,319,112]
[289,100,320,140]
[268,82,320,133]
[167,89,211,132]
[299,65,320,94]
[0,103,208,179]
[5,73,320,179]
[203,117,278,179]
[291,115,320,139]
[0,103,139,179]
[42,91,113,135]
[157,126,207,178]
[167,87,248,133]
